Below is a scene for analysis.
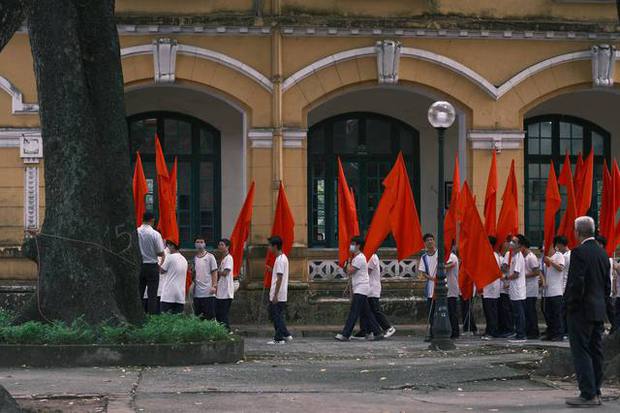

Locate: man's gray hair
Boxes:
[574,216,595,238]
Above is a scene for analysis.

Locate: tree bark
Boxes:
[19,0,143,325]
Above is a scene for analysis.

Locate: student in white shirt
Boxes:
[595,236,616,332]
[192,235,218,320]
[137,211,165,314]
[613,260,620,333]
[419,233,438,341]
[446,247,460,339]
[497,237,514,337]
[266,236,292,345]
[335,236,384,341]
[521,236,541,339]
[482,236,502,339]
[553,235,571,336]
[541,236,566,341]
[215,238,234,331]
[502,235,527,341]
[159,239,188,314]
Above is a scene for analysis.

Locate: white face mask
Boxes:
[195,242,205,250]
[349,244,357,253]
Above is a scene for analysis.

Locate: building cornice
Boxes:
[468,129,525,151]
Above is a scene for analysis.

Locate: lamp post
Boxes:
[427,101,457,351]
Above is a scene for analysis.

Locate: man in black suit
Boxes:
[564,216,611,407]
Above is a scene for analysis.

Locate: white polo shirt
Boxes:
[483,252,502,299]
[216,254,235,299]
[159,252,188,304]
[524,251,541,298]
[350,253,370,296]
[508,251,526,301]
[544,252,565,298]
[194,252,218,298]
[137,224,164,264]
[269,253,289,302]
[562,250,571,292]
[419,251,438,299]
[446,253,460,298]
[501,252,511,295]
[368,254,382,298]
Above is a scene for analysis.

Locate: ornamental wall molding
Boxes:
[0,128,41,148]
[0,76,39,115]
[248,128,307,148]
[467,129,525,151]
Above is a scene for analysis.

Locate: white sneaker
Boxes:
[508,338,527,343]
[284,335,293,342]
[267,340,286,345]
[335,333,350,341]
[351,335,366,341]
[384,327,396,338]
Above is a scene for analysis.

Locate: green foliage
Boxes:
[0,313,230,345]
[0,309,13,328]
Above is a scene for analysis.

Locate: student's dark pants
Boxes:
[605,297,615,330]
[562,298,568,335]
[341,294,382,338]
[461,297,477,333]
[510,299,526,339]
[160,302,184,314]
[567,312,604,400]
[194,296,216,320]
[615,298,620,331]
[426,298,435,337]
[447,297,460,338]
[139,263,160,315]
[498,293,514,335]
[360,297,392,333]
[543,295,563,339]
[269,302,291,341]
[525,297,540,338]
[482,297,499,337]
[215,298,233,331]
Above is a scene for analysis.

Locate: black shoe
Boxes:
[565,396,601,407]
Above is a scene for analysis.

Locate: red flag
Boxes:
[543,163,561,255]
[155,135,179,245]
[484,151,498,237]
[337,158,360,266]
[600,161,615,257]
[264,183,295,287]
[132,151,148,227]
[230,182,256,277]
[557,153,578,248]
[444,153,460,261]
[612,160,620,253]
[364,153,424,260]
[496,160,519,249]
[575,151,594,216]
[574,152,583,193]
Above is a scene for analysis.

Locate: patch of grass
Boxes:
[0,309,13,328]
[126,314,230,344]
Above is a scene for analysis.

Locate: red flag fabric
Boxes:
[574,152,583,193]
[132,151,148,227]
[557,153,578,248]
[337,158,360,266]
[484,151,498,237]
[264,183,295,288]
[575,151,594,216]
[364,153,424,260]
[458,182,502,294]
[444,153,460,261]
[155,135,179,245]
[612,160,620,253]
[543,163,561,255]
[230,182,256,278]
[496,160,519,249]
[599,161,615,257]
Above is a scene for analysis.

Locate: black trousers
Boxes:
[215,298,233,331]
[498,293,514,335]
[194,296,216,320]
[447,297,460,338]
[567,312,605,400]
[562,298,568,335]
[615,298,620,331]
[426,298,435,338]
[139,263,160,315]
[511,299,526,339]
[269,302,291,341]
[482,297,499,337]
[460,297,477,333]
[359,297,392,334]
[525,297,540,338]
[341,294,382,338]
[160,302,184,314]
[543,296,563,339]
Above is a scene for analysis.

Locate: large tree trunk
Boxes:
[19,0,143,324]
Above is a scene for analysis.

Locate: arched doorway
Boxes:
[307,112,420,248]
[128,111,221,247]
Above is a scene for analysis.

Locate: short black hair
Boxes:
[351,235,365,249]
[423,233,435,241]
[516,234,530,248]
[219,238,231,248]
[194,234,205,242]
[596,235,607,248]
[268,235,283,250]
[166,239,179,250]
[553,235,568,247]
[143,211,154,222]
[488,236,497,246]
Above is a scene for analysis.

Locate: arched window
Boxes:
[308,112,420,247]
[128,112,221,247]
[524,115,610,247]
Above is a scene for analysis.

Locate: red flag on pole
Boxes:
[364,153,424,260]
[612,160,620,253]
[599,161,615,257]
[543,163,561,255]
[575,150,594,216]
[496,160,519,249]
[337,158,360,266]
[484,151,498,237]
[132,151,148,227]
[264,183,295,287]
[557,153,578,248]
[155,135,179,245]
[444,153,460,261]
[230,182,256,277]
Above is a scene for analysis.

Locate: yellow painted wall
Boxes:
[116,0,257,14]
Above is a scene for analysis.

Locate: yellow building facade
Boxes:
[1,1,619,307]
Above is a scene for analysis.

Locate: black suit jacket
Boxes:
[564,239,611,322]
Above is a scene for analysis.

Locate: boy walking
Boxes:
[192,235,218,320]
[267,236,292,345]
[215,238,234,331]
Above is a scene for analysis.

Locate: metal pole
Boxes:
[430,127,456,350]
